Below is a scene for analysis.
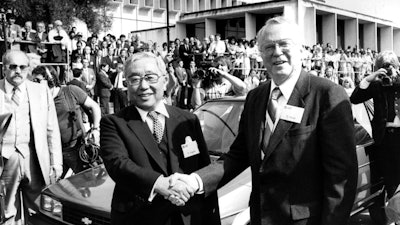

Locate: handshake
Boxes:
[154,173,201,206]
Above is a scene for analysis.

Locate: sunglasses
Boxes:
[8,64,28,71]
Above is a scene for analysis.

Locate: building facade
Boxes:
[109,0,400,54]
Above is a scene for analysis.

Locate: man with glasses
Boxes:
[100,52,220,225]
[172,16,357,225]
[0,50,62,224]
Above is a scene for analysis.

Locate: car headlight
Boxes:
[40,194,63,218]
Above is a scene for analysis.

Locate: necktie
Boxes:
[12,86,21,106]
[148,111,163,144]
[262,87,282,151]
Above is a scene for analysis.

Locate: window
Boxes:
[145,0,153,7]
[173,0,181,10]
[159,0,166,8]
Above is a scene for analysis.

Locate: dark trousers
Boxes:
[99,95,110,115]
[113,89,128,113]
[376,128,400,198]
[61,139,85,178]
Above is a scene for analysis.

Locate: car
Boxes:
[31,96,385,225]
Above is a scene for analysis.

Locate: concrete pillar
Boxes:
[301,6,316,47]
[205,18,217,37]
[344,18,357,50]
[322,13,337,48]
[394,29,400,56]
[364,22,377,51]
[380,26,393,51]
[283,4,297,23]
[245,13,256,40]
[175,22,187,40]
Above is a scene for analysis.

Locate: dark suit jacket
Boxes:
[22,31,40,53]
[100,105,220,225]
[196,71,358,225]
[179,44,192,67]
[350,81,395,144]
[101,56,117,70]
[96,70,112,98]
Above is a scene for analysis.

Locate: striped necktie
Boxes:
[12,86,21,106]
[262,87,282,152]
[148,111,163,144]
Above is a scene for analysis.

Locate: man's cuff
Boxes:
[359,78,371,89]
[148,175,163,202]
[191,173,204,194]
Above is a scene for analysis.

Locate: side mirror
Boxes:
[0,113,12,142]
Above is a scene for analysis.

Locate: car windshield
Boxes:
[194,99,244,156]
[194,98,374,156]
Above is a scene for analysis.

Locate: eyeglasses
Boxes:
[261,39,294,55]
[32,77,44,83]
[126,74,162,86]
[8,64,29,71]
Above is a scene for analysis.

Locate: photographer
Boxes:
[350,50,400,201]
[191,56,246,109]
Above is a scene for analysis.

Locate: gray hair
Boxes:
[257,16,303,52]
[374,50,399,70]
[2,50,29,66]
[124,52,167,77]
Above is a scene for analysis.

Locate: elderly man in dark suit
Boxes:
[171,16,358,225]
[100,52,220,225]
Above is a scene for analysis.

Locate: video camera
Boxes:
[380,63,400,86]
[193,61,219,80]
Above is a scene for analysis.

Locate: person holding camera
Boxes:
[191,56,247,109]
[350,50,400,201]
[32,66,101,178]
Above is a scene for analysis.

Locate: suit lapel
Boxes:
[165,106,183,174]
[263,71,310,160]
[126,107,169,175]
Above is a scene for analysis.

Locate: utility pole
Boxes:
[166,0,170,50]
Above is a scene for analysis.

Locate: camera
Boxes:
[380,63,399,86]
[193,61,219,80]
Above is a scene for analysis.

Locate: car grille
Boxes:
[63,205,111,225]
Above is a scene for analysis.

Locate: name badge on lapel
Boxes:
[280,105,304,123]
[181,136,200,158]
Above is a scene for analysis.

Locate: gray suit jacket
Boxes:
[0,80,62,185]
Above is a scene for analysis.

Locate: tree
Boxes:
[0,0,113,34]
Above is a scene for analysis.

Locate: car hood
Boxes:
[42,165,113,213]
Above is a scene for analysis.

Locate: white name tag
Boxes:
[181,136,200,158]
[280,105,304,123]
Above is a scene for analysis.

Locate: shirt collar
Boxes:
[270,70,301,101]
[5,79,27,94]
[135,102,169,122]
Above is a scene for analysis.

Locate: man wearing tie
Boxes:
[81,58,97,98]
[0,50,63,224]
[179,38,192,69]
[35,21,48,62]
[100,52,220,225]
[172,16,358,225]
[112,63,128,113]
[351,51,400,204]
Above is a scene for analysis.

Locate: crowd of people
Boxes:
[1,13,399,225]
